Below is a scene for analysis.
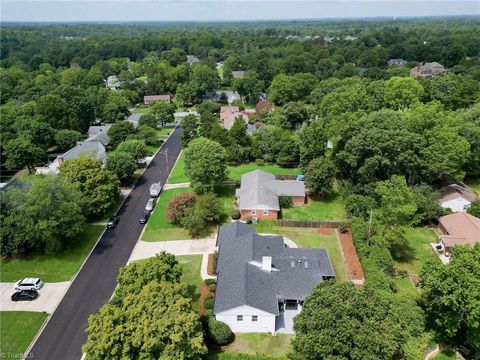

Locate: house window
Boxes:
[263,210,269,215]
[252,315,258,322]
[237,315,243,321]
[251,210,256,215]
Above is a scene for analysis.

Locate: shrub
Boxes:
[339,224,348,233]
[205,278,216,286]
[116,139,148,161]
[208,284,216,292]
[166,192,196,224]
[231,210,241,220]
[207,317,233,346]
[396,269,409,278]
[181,193,226,237]
[204,298,214,310]
[246,217,252,224]
[279,196,293,209]
[255,158,265,166]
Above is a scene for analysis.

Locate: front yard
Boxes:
[254,222,348,282]
[0,225,104,282]
[177,255,203,312]
[0,311,48,357]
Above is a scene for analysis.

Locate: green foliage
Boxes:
[107,121,135,148]
[268,73,318,105]
[182,114,199,146]
[116,139,147,161]
[181,193,226,237]
[384,76,424,110]
[420,244,480,349]
[204,298,214,310]
[251,125,300,166]
[138,113,158,128]
[205,278,216,286]
[206,316,233,346]
[60,157,120,217]
[233,71,265,103]
[133,125,161,146]
[279,196,293,209]
[184,137,228,194]
[166,191,197,224]
[3,135,46,173]
[0,175,85,256]
[55,129,83,151]
[467,200,480,218]
[106,151,137,185]
[305,157,337,196]
[83,281,207,360]
[150,100,175,126]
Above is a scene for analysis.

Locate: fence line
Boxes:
[276,220,350,228]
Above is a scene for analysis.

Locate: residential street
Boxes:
[29,124,183,360]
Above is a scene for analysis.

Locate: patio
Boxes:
[275,307,300,334]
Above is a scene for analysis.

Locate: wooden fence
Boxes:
[274,174,297,181]
[276,220,350,228]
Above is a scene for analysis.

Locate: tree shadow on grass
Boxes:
[391,242,417,264]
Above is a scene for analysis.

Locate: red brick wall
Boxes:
[241,209,278,220]
[292,196,305,206]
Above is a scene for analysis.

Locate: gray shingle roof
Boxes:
[214,222,335,315]
[236,170,305,211]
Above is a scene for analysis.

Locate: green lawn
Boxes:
[432,350,457,360]
[0,225,104,282]
[177,255,203,311]
[146,127,175,155]
[0,311,48,357]
[130,106,150,114]
[227,163,300,182]
[392,227,439,275]
[254,222,348,282]
[167,152,189,184]
[216,186,237,216]
[466,179,480,195]
[142,188,193,241]
[207,354,285,360]
[281,193,347,221]
[218,333,291,358]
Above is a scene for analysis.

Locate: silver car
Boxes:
[145,198,156,212]
[14,278,44,291]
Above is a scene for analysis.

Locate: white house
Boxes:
[214,222,335,333]
[439,184,477,213]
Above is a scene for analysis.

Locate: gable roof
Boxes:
[214,222,335,315]
[232,70,245,78]
[440,184,478,203]
[440,212,480,247]
[88,124,112,137]
[236,170,305,211]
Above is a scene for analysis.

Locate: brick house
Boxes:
[235,170,305,220]
[143,94,171,105]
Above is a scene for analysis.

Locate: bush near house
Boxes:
[206,316,234,346]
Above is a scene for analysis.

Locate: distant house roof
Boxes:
[410,62,445,78]
[127,114,141,128]
[0,179,23,193]
[186,55,200,66]
[106,75,121,89]
[387,59,408,67]
[88,124,112,137]
[214,222,335,315]
[220,106,255,135]
[144,95,171,104]
[440,184,478,203]
[232,71,245,79]
[440,212,480,248]
[236,170,305,211]
[86,124,112,145]
[255,100,273,115]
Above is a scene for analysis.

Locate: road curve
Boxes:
[30,124,183,360]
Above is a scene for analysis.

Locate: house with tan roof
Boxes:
[410,62,445,78]
[438,212,480,252]
[439,184,478,212]
[144,94,171,105]
[220,106,255,134]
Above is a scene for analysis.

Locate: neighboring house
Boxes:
[36,141,106,175]
[106,75,121,90]
[439,184,478,212]
[144,95,171,105]
[206,90,241,104]
[387,58,408,67]
[235,170,305,220]
[410,62,445,78]
[438,212,480,252]
[232,71,245,79]
[214,222,335,334]
[255,100,273,115]
[186,55,200,66]
[220,106,255,134]
[127,114,141,128]
[86,124,112,146]
[88,124,112,137]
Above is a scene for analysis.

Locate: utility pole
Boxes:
[367,209,373,246]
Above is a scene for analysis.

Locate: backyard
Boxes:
[281,193,347,221]
[254,222,348,282]
[0,225,104,282]
[0,311,48,357]
[212,333,292,359]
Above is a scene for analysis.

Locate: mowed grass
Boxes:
[0,311,48,356]
[216,186,237,215]
[177,255,203,312]
[432,350,457,360]
[227,163,300,182]
[0,225,104,282]
[254,222,348,282]
[130,106,150,114]
[207,354,284,360]
[142,188,193,241]
[219,333,292,358]
[466,179,480,195]
[167,152,189,184]
[281,193,348,221]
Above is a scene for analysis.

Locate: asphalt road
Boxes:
[30,124,183,360]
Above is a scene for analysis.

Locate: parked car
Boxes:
[296,174,305,181]
[150,182,162,197]
[145,198,156,211]
[139,210,150,224]
[14,278,44,291]
[107,216,120,229]
[11,289,39,302]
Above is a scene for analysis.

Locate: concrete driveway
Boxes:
[1,282,70,313]
[128,238,216,262]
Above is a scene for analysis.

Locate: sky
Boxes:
[1,0,479,22]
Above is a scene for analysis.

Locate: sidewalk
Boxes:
[128,238,216,262]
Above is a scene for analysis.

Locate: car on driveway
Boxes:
[14,278,44,291]
[11,289,39,302]
[139,210,150,224]
[145,198,156,212]
[107,216,120,229]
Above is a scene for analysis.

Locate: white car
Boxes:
[145,198,156,212]
[14,278,44,291]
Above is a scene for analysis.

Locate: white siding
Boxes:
[441,198,471,213]
[215,305,276,333]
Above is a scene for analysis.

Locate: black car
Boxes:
[107,216,120,229]
[139,210,150,224]
[11,290,39,302]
